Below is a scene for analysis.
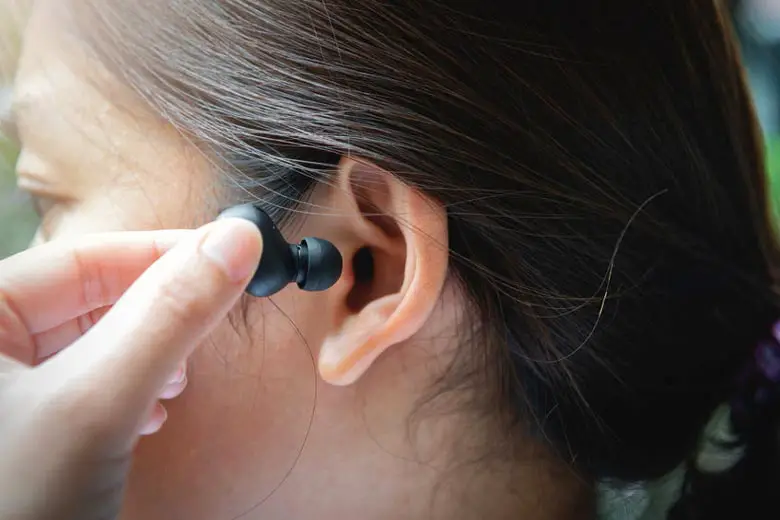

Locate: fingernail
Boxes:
[200,219,260,282]
[169,364,186,384]
[140,404,168,436]
[160,374,188,400]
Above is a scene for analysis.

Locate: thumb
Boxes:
[51,217,262,422]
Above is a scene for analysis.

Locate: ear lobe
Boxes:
[318,158,449,386]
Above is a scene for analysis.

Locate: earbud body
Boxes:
[217,204,343,297]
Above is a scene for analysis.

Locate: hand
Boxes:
[0,219,262,520]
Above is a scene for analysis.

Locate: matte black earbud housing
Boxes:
[217,204,343,297]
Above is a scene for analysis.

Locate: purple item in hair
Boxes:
[729,325,780,431]
[764,326,780,382]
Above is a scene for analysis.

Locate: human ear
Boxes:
[317,157,448,386]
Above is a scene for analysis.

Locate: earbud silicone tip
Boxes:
[299,237,343,291]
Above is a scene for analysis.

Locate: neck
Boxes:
[253,411,593,520]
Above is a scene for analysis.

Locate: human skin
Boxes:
[0,222,264,520]
[5,2,587,519]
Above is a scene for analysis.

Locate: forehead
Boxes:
[13,4,180,158]
[14,5,113,116]
[12,16,135,177]
[21,1,180,130]
[11,2,227,223]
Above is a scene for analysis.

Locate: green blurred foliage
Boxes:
[766,136,780,226]
[0,135,38,258]
[1,3,38,259]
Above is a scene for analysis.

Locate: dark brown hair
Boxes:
[72,0,780,517]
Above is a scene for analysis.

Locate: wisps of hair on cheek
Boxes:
[225,293,255,341]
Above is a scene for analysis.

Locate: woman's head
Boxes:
[9,0,780,518]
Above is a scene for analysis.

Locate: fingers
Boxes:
[140,402,168,436]
[31,306,112,364]
[159,363,187,400]
[136,363,188,435]
[0,290,35,365]
[53,218,262,425]
[0,230,191,336]
[0,351,28,375]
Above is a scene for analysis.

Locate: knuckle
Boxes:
[0,289,24,330]
[0,290,33,364]
[78,306,111,336]
[72,247,111,309]
[77,312,95,336]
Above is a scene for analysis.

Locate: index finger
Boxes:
[0,230,193,335]
[46,219,262,437]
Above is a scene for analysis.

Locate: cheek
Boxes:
[124,294,324,519]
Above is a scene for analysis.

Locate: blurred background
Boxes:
[3,1,780,258]
[1,0,36,258]
[735,0,780,221]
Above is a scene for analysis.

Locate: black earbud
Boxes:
[217,203,343,297]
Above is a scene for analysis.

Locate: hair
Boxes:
[70,0,780,517]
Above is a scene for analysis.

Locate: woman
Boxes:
[3,0,779,518]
